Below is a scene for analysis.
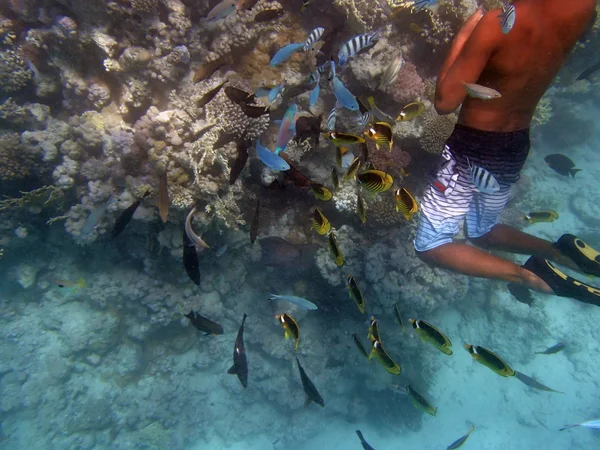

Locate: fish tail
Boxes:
[76,278,87,289]
[570,168,582,178]
[559,424,578,431]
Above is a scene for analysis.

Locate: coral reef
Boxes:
[419,109,457,155]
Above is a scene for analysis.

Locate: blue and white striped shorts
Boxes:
[414,124,530,253]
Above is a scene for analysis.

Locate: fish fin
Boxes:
[227,365,237,375]
[570,168,581,178]
[185,310,194,319]
[284,330,291,340]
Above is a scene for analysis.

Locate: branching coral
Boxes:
[0,48,32,93]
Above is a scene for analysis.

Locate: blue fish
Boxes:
[254,86,272,98]
[412,0,438,12]
[268,81,286,103]
[270,43,305,66]
[330,61,359,111]
[206,0,238,22]
[338,29,381,67]
[499,4,516,35]
[275,103,299,154]
[256,141,290,171]
[309,72,320,108]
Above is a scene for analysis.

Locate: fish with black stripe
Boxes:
[364,121,393,151]
[468,159,500,194]
[276,313,300,350]
[357,170,394,194]
[395,188,418,220]
[311,208,331,235]
[304,27,324,51]
[347,275,366,313]
[338,29,381,66]
[409,318,453,355]
[328,231,344,266]
[369,339,401,374]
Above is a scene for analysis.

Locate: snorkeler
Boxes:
[414,1,600,306]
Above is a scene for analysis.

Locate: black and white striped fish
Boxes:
[338,29,381,66]
[326,108,337,131]
[304,27,324,51]
[308,62,328,84]
[354,111,372,126]
[468,159,500,193]
[498,4,516,34]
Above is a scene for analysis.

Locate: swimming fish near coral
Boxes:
[409,318,453,355]
[268,294,318,310]
[514,371,564,394]
[506,283,534,306]
[338,30,381,67]
[206,0,237,22]
[296,357,324,407]
[576,61,600,81]
[311,208,331,235]
[185,207,210,251]
[535,342,566,355]
[54,278,87,292]
[367,316,381,343]
[158,170,169,223]
[397,101,425,121]
[498,4,516,35]
[197,80,228,107]
[256,141,290,171]
[523,210,559,224]
[468,159,500,194]
[112,190,150,238]
[81,193,114,236]
[378,55,404,89]
[462,82,502,100]
[347,275,366,313]
[366,97,395,123]
[395,188,418,220]
[464,344,516,377]
[270,42,305,66]
[229,139,250,185]
[364,122,393,151]
[276,313,300,350]
[228,313,248,388]
[182,227,201,286]
[411,0,439,13]
[325,131,365,146]
[295,114,322,148]
[330,60,360,111]
[355,430,376,450]
[253,8,284,22]
[309,72,320,108]
[331,166,340,191]
[357,193,367,224]
[559,419,600,432]
[225,85,256,105]
[250,198,260,244]
[185,310,224,335]
[336,146,353,168]
[393,303,404,332]
[304,27,324,52]
[275,103,299,154]
[328,232,344,267]
[406,384,436,416]
[357,170,394,194]
[344,156,361,181]
[446,426,475,450]
[544,154,581,178]
[353,334,370,360]
[326,107,337,130]
[268,80,286,104]
[238,102,270,118]
[369,339,402,375]
[310,182,333,201]
[193,56,231,83]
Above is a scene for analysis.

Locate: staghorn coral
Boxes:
[420,109,457,154]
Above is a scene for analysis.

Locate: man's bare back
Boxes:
[435,0,596,132]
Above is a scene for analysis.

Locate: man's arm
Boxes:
[435,10,502,115]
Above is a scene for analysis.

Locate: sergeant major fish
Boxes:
[304,27,324,52]
[468,159,500,194]
[338,30,381,67]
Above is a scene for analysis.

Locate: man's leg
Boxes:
[469,224,579,270]
[416,241,554,293]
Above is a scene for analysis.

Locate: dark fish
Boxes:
[352,333,370,360]
[294,115,322,148]
[228,313,248,388]
[237,0,260,10]
[213,132,236,150]
[193,58,229,83]
[197,80,227,108]
[356,430,376,450]
[393,303,404,332]
[515,371,564,394]
[230,140,250,185]
[254,8,284,22]
[112,190,150,238]
[360,141,369,162]
[238,102,269,118]
[446,426,475,450]
[544,154,581,178]
[182,227,200,285]
[184,310,224,334]
[507,283,534,306]
[406,384,436,415]
[225,85,256,105]
[250,199,260,244]
[282,158,311,187]
[536,343,566,355]
[577,60,600,81]
[295,357,324,407]
[259,236,314,269]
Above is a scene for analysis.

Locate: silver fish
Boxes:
[499,4,516,35]
[81,194,114,236]
[268,294,318,310]
[206,0,237,22]
[560,419,600,432]
[462,82,502,100]
[326,107,337,130]
[185,207,210,251]
[468,159,500,194]
[338,29,381,66]
[304,27,324,52]
[378,55,404,89]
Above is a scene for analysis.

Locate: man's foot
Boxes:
[523,256,600,306]
[554,234,600,277]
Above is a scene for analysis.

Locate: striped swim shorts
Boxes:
[414,124,530,252]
